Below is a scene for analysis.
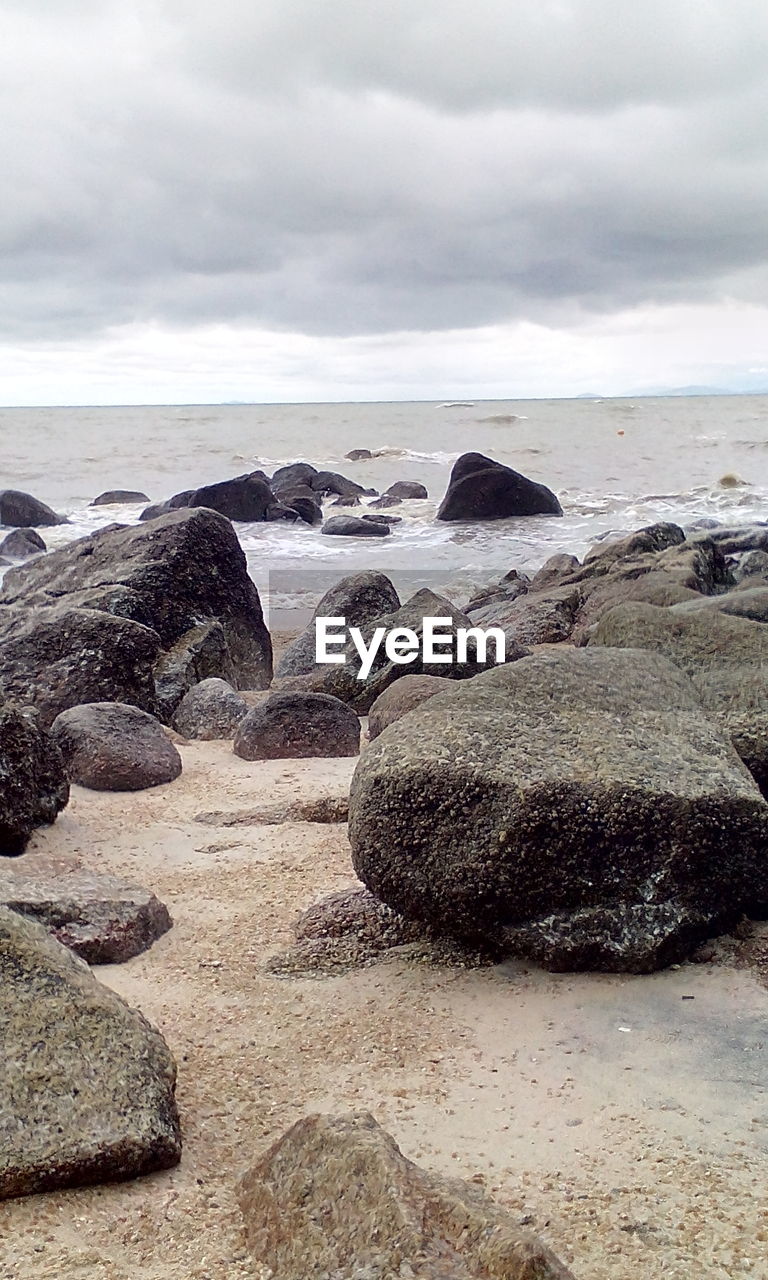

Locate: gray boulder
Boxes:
[322,515,390,537]
[0,528,46,560]
[51,702,182,791]
[233,692,361,760]
[0,605,162,727]
[437,452,562,521]
[0,490,65,528]
[368,673,450,739]
[271,462,319,492]
[734,549,768,584]
[0,706,69,856]
[310,470,373,500]
[1,506,272,692]
[383,480,428,500]
[237,1111,574,1280]
[349,648,768,971]
[0,907,181,1198]
[174,677,249,739]
[0,866,171,963]
[276,571,401,679]
[153,620,238,721]
[671,587,768,624]
[589,602,768,793]
[90,490,149,506]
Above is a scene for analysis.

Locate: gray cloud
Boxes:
[1,0,768,343]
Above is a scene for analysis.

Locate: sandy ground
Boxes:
[1,737,768,1280]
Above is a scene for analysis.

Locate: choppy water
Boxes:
[2,395,767,623]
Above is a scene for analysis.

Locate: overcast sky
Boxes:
[2,0,768,404]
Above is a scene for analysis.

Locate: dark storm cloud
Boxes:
[1,0,768,341]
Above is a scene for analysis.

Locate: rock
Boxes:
[139,491,194,521]
[295,886,421,946]
[233,692,361,760]
[588,603,768,793]
[348,648,768,971]
[0,606,162,727]
[345,448,372,460]
[0,490,65,528]
[331,493,361,507]
[51,703,182,791]
[153,620,238,721]
[0,706,69,856]
[310,470,373,500]
[276,571,401,679]
[528,553,581,592]
[284,494,323,525]
[571,571,703,642]
[383,480,428,500]
[362,512,402,525]
[0,528,46,559]
[237,1111,574,1280]
[471,583,582,645]
[174,677,249,739]
[271,462,319,492]
[436,453,562,521]
[1,506,272,690]
[0,907,181,1198]
[368,493,402,509]
[671,587,768,624]
[465,569,531,615]
[321,515,391,538]
[186,472,275,521]
[734,549,768,584]
[265,502,300,521]
[689,523,768,556]
[0,866,172,963]
[368,673,458,739]
[583,521,686,566]
[90,490,150,506]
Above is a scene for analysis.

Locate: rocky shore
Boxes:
[2,455,768,1278]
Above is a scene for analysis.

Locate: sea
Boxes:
[2,395,767,628]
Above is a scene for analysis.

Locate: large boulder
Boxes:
[0,605,162,727]
[237,1111,574,1280]
[671,586,768,625]
[233,692,360,760]
[276,571,401,679]
[173,677,249,739]
[0,528,46,560]
[588,602,768,793]
[271,462,319,492]
[50,703,182,791]
[153,620,238,720]
[0,865,171,963]
[185,472,276,521]
[0,490,65,528]
[0,907,181,1198]
[0,706,69,856]
[348,648,768,972]
[436,453,562,521]
[1,506,272,693]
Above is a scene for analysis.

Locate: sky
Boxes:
[1,0,768,405]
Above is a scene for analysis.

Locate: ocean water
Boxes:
[2,395,767,624]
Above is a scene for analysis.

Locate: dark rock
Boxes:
[0,528,47,560]
[0,606,162,727]
[186,472,275,521]
[90,490,150,506]
[321,515,391,538]
[138,490,194,521]
[0,907,181,1199]
[361,512,402,526]
[436,452,562,521]
[237,1111,575,1280]
[0,706,69,856]
[0,866,172,963]
[368,673,450,739]
[174,677,249,739]
[383,480,428,500]
[349,648,768,971]
[271,462,319,493]
[233,692,361,760]
[276,571,401,679]
[284,494,323,525]
[734,549,768,584]
[671,587,768,625]
[464,568,531,614]
[154,620,238,721]
[344,448,372,460]
[471,583,582,645]
[1,507,272,690]
[588,602,768,793]
[51,702,182,791]
[689,524,768,556]
[330,493,361,507]
[0,490,65,528]
[310,470,375,499]
[583,522,686,566]
[368,493,401,509]
[529,553,581,592]
[265,502,301,521]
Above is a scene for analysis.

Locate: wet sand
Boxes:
[1,741,767,1280]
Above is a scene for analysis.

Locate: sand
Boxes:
[1,738,767,1280]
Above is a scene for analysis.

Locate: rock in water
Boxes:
[234,692,361,760]
[0,907,181,1199]
[276,571,401,679]
[237,1111,574,1279]
[321,515,391,538]
[0,528,47,560]
[0,866,171,963]
[0,489,65,528]
[436,452,562,521]
[348,648,768,972]
[0,706,69,856]
[50,703,182,791]
[0,506,272,692]
[90,490,150,506]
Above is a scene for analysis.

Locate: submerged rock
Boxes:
[437,452,562,521]
[237,1111,574,1279]
[349,648,768,972]
[0,706,69,857]
[51,702,182,791]
[0,907,181,1199]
